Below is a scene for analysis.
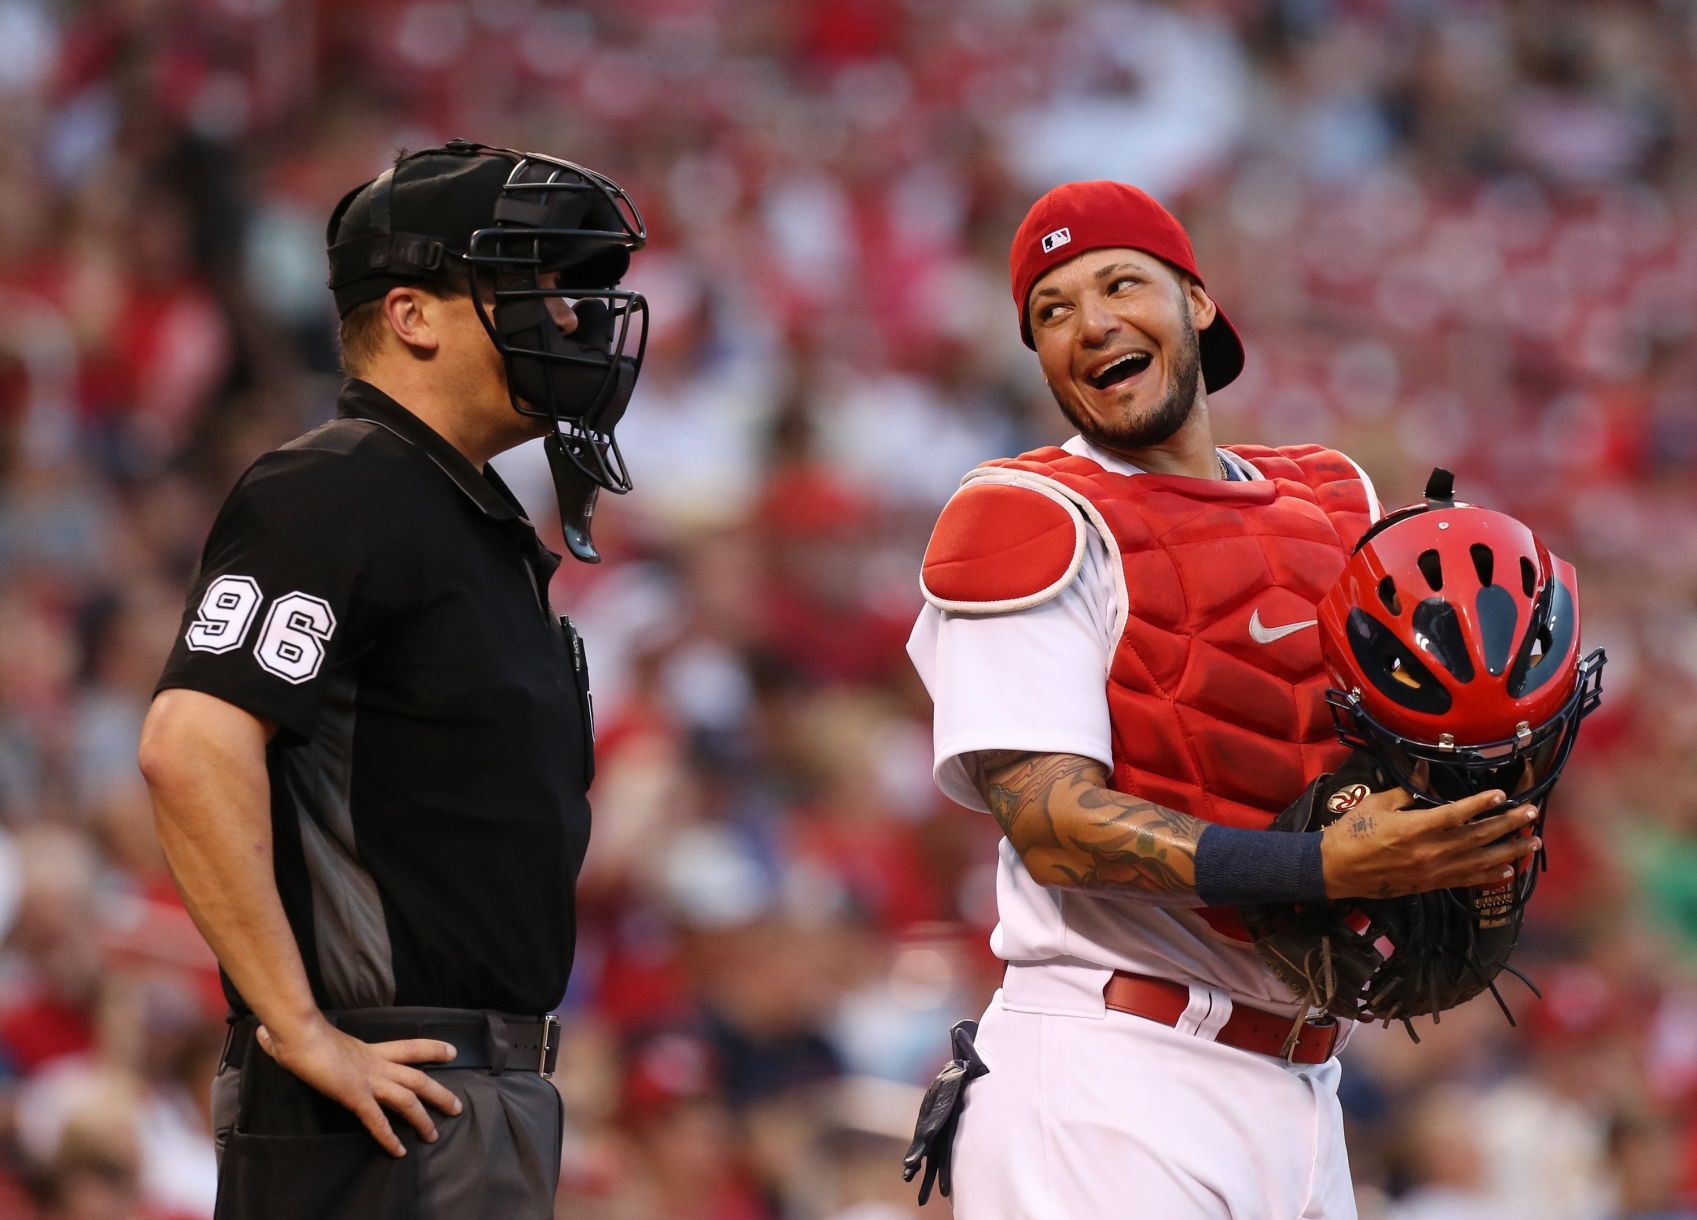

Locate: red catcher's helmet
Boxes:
[1318,469,1605,814]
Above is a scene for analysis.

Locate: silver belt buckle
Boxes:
[539,1014,561,1079]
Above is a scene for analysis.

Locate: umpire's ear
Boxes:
[381,285,443,356]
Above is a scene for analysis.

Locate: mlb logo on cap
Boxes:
[1041,227,1071,254]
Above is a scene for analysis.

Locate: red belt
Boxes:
[1104,971,1339,1065]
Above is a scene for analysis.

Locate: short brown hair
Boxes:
[337,268,472,377]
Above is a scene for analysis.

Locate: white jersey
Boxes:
[907,437,1382,1013]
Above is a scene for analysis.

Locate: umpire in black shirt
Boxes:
[138,142,649,1218]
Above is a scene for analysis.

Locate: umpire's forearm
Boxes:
[139,689,325,1039]
[969,750,1209,904]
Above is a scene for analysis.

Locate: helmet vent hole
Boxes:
[1520,556,1536,597]
[1470,543,1494,587]
[1377,577,1400,615]
[1417,549,1444,591]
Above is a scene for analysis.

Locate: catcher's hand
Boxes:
[1241,751,1543,1029]
[1317,774,1541,901]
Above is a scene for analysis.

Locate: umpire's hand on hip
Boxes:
[1320,787,1541,900]
[255,1016,464,1157]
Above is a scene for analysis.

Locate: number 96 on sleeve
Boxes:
[185,575,337,684]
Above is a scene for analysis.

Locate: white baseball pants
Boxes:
[947,965,1357,1220]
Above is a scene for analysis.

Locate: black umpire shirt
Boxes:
[157,379,593,1017]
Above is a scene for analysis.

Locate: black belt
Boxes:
[222,1007,562,1079]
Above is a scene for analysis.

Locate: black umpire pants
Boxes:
[211,1009,563,1220]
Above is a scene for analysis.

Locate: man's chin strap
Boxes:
[546,431,602,564]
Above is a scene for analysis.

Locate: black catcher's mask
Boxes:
[326,139,649,561]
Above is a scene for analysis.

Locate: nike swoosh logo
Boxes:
[1249,609,1318,645]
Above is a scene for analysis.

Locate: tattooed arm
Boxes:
[965,750,1208,904]
[964,749,1543,903]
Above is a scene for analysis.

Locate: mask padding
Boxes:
[490,296,555,407]
[572,299,614,353]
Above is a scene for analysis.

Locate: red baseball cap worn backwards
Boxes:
[1009,180,1245,392]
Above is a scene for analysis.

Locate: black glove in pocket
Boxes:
[901,1019,989,1205]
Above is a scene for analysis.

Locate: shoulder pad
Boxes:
[921,479,1086,614]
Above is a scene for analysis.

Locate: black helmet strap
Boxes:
[1423,467,1456,505]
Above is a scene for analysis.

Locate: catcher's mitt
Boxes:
[1239,750,1537,1043]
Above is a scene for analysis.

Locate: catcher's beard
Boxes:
[1049,303,1204,453]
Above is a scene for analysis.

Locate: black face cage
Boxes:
[1326,647,1606,912]
[464,152,648,494]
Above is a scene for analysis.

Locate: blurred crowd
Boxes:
[0,0,1694,1216]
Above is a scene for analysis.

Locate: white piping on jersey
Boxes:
[1342,454,1383,520]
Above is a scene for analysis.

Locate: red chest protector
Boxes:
[922,443,1374,938]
